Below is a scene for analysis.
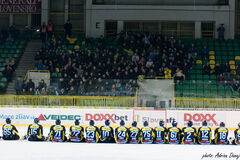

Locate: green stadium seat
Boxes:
[0,77,7,83]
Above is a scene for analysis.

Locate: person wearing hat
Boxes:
[167,121,181,144]
[214,122,229,145]
[154,120,168,144]
[85,120,100,143]
[27,118,45,141]
[69,120,85,142]
[232,123,240,145]
[115,120,129,144]
[49,119,67,142]
[99,120,114,143]
[181,121,197,144]
[198,120,212,145]
[2,118,20,140]
[129,121,141,144]
[141,121,154,144]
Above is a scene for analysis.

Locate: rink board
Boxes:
[0,107,240,130]
[0,141,240,160]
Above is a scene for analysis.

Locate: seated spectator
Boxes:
[28,87,35,95]
[34,88,40,96]
[37,79,47,90]
[174,68,185,83]
[225,73,233,86]
[6,56,15,71]
[26,79,35,91]
[41,88,47,95]
[59,88,67,95]
[218,74,225,86]
[203,62,211,75]
[202,45,209,60]
[223,62,230,75]
[2,65,13,81]
[188,43,197,58]
[230,79,240,92]
[68,86,76,95]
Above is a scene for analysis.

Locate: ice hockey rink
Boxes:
[0,127,240,160]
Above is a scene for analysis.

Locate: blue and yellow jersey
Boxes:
[141,127,154,144]
[168,127,181,144]
[234,129,240,145]
[154,127,167,144]
[198,126,212,144]
[2,124,19,138]
[27,124,43,139]
[181,127,197,144]
[129,127,141,144]
[69,125,84,142]
[85,125,100,143]
[99,126,114,142]
[49,125,67,142]
[214,127,228,144]
[115,126,129,144]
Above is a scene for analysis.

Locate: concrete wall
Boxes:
[86,0,235,39]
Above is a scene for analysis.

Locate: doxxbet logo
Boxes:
[184,113,218,125]
[85,113,128,123]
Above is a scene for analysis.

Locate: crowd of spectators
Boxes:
[31,31,198,96]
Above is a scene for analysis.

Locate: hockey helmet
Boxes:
[6,118,11,124]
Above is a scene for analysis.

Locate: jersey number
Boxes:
[170,132,177,139]
[102,131,110,137]
[87,131,94,139]
[72,130,80,137]
[3,129,11,136]
[219,132,227,140]
[30,128,38,135]
[143,131,151,138]
[118,131,126,139]
[54,130,61,137]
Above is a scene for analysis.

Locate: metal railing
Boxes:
[174,97,238,109]
[0,95,137,108]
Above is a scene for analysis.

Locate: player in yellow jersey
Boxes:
[198,121,212,145]
[232,123,240,145]
[214,122,229,145]
[154,120,167,144]
[69,120,85,142]
[168,121,181,144]
[129,121,141,144]
[99,120,115,143]
[181,121,197,144]
[27,118,45,141]
[141,121,154,144]
[49,119,67,142]
[115,120,129,144]
[2,118,20,140]
[85,120,100,143]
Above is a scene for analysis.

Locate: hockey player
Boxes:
[2,118,20,140]
[69,120,85,142]
[27,118,45,141]
[168,121,181,144]
[198,120,212,144]
[232,123,240,145]
[129,121,141,144]
[141,121,154,144]
[115,120,129,144]
[154,120,167,144]
[85,120,100,143]
[49,119,67,142]
[181,121,197,144]
[214,122,229,145]
[99,120,115,143]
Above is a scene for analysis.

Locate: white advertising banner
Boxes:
[0,108,133,126]
[0,107,240,129]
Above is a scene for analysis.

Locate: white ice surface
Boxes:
[0,127,240,160]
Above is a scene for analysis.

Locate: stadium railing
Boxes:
[0,95,136,108]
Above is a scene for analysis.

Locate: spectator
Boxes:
[230,79,240,93]
[6,34,14,45]
[202,45,209,60]
[34,88,40,96]
[37,79,47,90]
[14,76,23,95]
[41,88,47,95]
[59,88,67,95]
[203,62,211,75]
[47,21,54,39]
[174,68,185,84]
[215,63,223,75]
[188,43,197,58]
[217,24,225,41]
[2,65,13,81]
[64,20,72,37]
[28,87,35,95]
[225,73,233,86]
[68,86,76,95]
[40,22,47,43]
[26,79,35,91]
[218,73,225,86]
